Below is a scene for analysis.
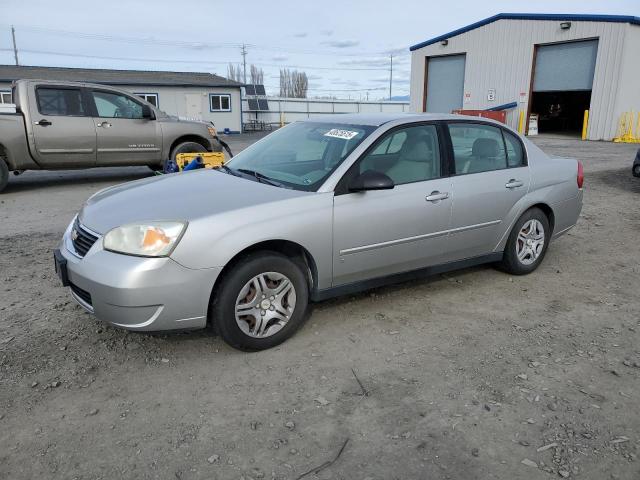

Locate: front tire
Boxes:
[211,252,309,351]
[499,208,550,275]
[0,159,9,193]
[633,164,640,178]
[170,141,207,163]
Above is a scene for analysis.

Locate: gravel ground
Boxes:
[0,134,639,480]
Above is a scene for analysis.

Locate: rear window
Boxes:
[36,87,85,116]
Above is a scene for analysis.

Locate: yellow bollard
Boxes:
[581,110,589,140]
[518,110,525,134]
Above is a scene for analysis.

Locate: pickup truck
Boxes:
[0,79,222,192]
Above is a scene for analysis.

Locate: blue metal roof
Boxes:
[409,13,640,51]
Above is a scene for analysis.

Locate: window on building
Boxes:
[36,87,86,116]
[92,91,144,119]
[449,123,508,175]
[0,90,12,104]
[135,93,158,107]
[210,94,231,112]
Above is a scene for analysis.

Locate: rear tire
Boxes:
[0,159,9,193]
[211,252,309,351]
[633,164,640,178]
[499,208,550,275]
[170,141,207,163]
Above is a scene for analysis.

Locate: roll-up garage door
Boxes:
[533,40,598,92]
[425,54,465,113]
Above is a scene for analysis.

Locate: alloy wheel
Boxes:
[234,272,296,338]
[516,219,545,266]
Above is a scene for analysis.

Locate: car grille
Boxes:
[72,221,98,257]
[69,282,92,306]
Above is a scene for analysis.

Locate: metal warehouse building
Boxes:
[0,65,243,132]
[409,13,640,140]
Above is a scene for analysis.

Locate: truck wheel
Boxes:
[170,142,207,163]
[0,159,9,193]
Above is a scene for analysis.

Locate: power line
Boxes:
[0,23,410,59]
[0,48,390,71]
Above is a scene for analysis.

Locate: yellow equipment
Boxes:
[174,152,225,170]
[613,111,640,144]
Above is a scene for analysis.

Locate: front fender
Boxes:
[170,193,335,289]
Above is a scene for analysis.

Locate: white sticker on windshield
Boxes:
[324,128,360,140]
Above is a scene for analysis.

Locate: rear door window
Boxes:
[504,130,525,167]
[448,123,507,174]
[36,87,86,116]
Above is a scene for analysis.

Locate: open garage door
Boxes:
[425,54,465,113]
[530,39,598,136]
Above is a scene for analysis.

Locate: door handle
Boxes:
[97,121,112,128]
[426,191,449,202]
[34,119,52,126]
[505,179,524,189]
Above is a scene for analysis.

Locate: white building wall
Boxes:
[410,19,637,140]
[118,85,242,133]
[613,24,640,139]
[242,97,410,125]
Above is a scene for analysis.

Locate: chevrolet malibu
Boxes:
[54,114,583,351]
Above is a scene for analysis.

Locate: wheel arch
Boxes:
[496,200,556,252]
[206,239,319,326]
[528,202,555,235]
[169,135,212,157]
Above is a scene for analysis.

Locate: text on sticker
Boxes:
[324,129,360,140]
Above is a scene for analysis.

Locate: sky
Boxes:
[0,0,637,100]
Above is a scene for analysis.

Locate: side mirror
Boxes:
[141,104,154,120]
[348,170,394,192]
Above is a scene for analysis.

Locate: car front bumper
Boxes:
[57,221,221,331]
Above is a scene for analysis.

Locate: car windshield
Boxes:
[225,121,375,191]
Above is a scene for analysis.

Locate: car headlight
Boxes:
[103,222,187,257]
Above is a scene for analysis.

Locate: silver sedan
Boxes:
[54,114,584,350]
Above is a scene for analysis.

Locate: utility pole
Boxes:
[241,44,247,84]
[389,54,393,100]
[11,25,19,66]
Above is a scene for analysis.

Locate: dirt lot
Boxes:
[1,134,639,480]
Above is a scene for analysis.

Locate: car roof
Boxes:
[305,112,505,127]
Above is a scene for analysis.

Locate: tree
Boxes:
[228,64,263,85]
[250,65,264,85]
[227,64,243,83]
[279,69,308,98]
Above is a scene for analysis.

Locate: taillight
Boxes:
[577,161,584,189]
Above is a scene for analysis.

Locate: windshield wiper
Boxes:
[216,164,240,176]
[235,168,288,188]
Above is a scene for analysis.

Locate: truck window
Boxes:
[36,88,86,116]
[92,91,144,119]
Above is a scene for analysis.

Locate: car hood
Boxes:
[79,170,309,234]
